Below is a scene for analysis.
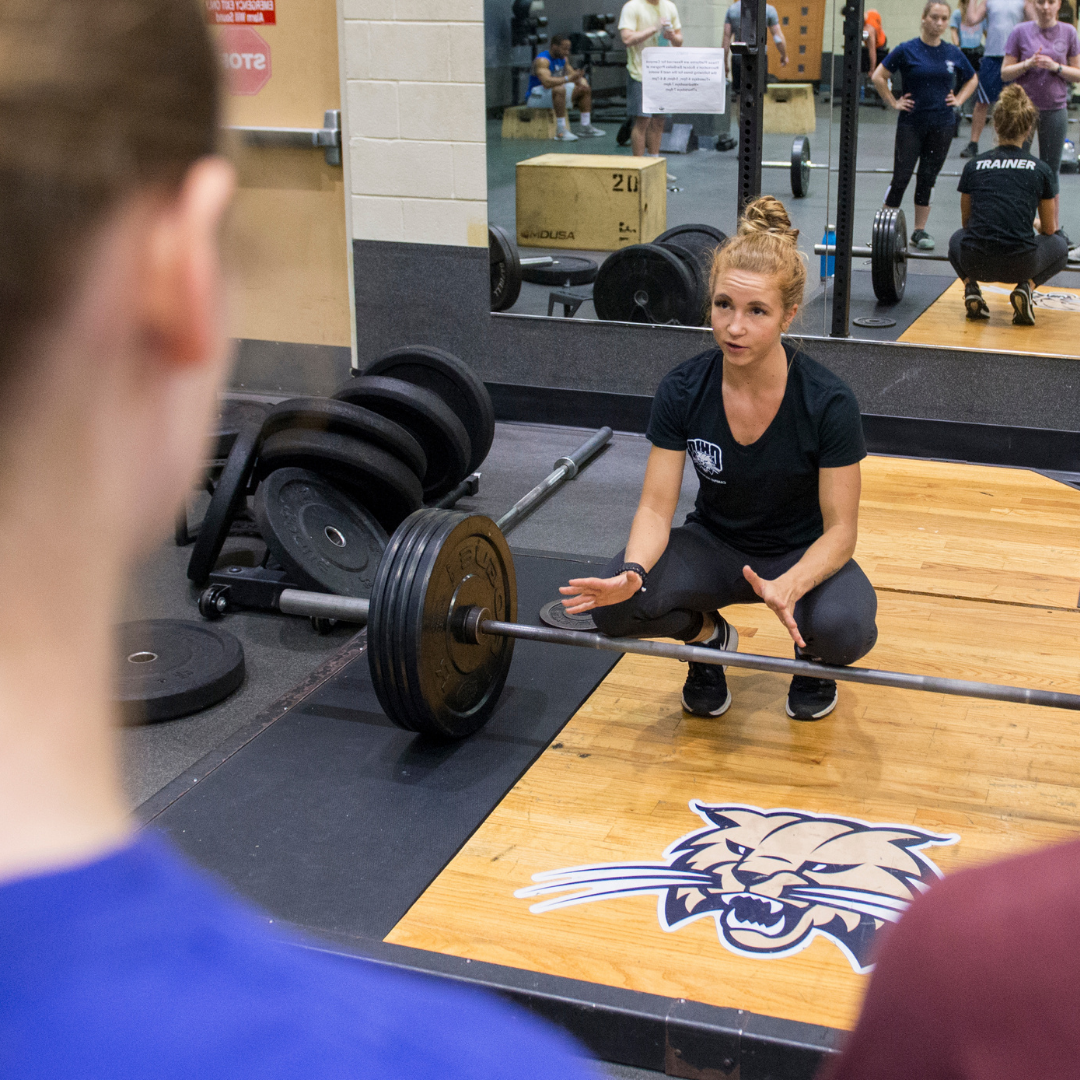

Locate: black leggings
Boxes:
[885,119,954,208]
[948,230,1069,287]
[592,521,879,667]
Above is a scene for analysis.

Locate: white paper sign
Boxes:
[641,47,726,114]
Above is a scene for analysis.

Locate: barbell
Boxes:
[764,136,966,199]
[814,207,1080,303]
[262,476,1080,740]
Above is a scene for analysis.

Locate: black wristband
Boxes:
[618,562,649,592]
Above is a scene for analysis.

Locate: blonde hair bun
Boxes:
[738,195,800,246]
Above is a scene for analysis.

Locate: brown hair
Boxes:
[994,83,1039,143]
[709,195,806,314]
[922,0,949,17]
[0,0,219,371]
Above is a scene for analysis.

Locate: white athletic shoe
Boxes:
[578,124,607,137]
[553,129,579,141]
[1070,245,1080,263]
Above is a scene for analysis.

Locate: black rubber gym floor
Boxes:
[141,551,620,941]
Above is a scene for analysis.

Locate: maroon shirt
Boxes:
[822,838,1080,1080]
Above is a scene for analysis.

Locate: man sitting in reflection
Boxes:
[526,33,606,141]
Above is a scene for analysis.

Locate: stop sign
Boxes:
[219,26,271,95]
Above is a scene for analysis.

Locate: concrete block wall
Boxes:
[343,0,489,247]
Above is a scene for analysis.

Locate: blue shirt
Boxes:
[0,836,591,1080]
[526,50,566,97]
[950,7,987,51]
[883,37,976,126]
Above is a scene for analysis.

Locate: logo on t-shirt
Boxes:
[687,438,723,478]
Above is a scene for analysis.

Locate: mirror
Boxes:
[483,0,838,329]
[837,0,1080,353]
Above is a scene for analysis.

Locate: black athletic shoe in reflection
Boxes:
[1010,280,1035,325]
[959,140,979,158]
[965,282,990,320]
[786,674,838,721]
[681,616,739,717]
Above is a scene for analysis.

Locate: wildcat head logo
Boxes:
[515,802,958,973]
[687,438,723,478]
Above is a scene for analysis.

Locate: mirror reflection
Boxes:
[484,0,837,329]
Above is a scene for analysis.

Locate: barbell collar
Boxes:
[477,617,1080,711]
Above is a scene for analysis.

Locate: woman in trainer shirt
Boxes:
[871,1,979,251]
[950,84,1067,324]
[1002,0,1080,204]
[559,198,878,723]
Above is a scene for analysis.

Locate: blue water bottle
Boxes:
[820,225,836,281]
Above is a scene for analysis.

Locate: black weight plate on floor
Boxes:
[656,224,727,326]
[187,418,262,586]
[364,346,494,474]
[592,243,700,325]
[489,224,522,312]
[256,429,423,534]
[662,245,710,326]
[253,467,389,598]
[114,620,245,724]
[520,254,599,287]
[332,376,471,500]
[367,511,429,732]
[539,599,598,632]
[791,135,811,198]
[871,206,907,304]
[262,397,427,480]
[404,512,516,739]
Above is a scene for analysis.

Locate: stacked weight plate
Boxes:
[592,224,727,326]
[187,346,495,603]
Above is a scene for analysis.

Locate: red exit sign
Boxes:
[205,0,276,24]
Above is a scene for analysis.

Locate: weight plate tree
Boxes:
[790,135,811,198]
[254,468,390,598]
[257,428,424,533]
[592,243,701,325]
[489,224,522,312]
[871,207,907,304]
[261,396,428,481]
[520,254,599,287]
[368,510,518,739]
[114,620,245,723]
[364,346,495,475]
[332,376,471,501]
[187,417,263,585]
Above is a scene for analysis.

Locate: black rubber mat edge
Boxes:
[299,934,842,1080]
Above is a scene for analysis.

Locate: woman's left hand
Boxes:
[945,90,958,106]
[742,566,806,648]
[1032,49,1058,70]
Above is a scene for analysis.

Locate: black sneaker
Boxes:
[959,140,979,158]
[1010,280,1035,325]
[786,674,838,721]
[964,282,990,320]
[681,616,739,717]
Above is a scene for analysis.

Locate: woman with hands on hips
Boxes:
[560,197,878,722]
[870,1,979,251]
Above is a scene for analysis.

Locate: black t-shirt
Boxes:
[957,145,1058,253]
[647,344,866,556]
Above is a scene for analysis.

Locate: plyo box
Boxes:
[515,154,667,251]
[763,83,816,134]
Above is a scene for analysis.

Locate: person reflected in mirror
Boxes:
[560,197,878,724]
[872,1,980,251]
[961,0,1037,157]
[1001,0,1080,239]
[0,2,599,1077]
[723,0,789,100]
[525,33,606,140]
[950,2,987,119]
[618,0,682,175]
[949,84,1067,324]
[862,9,889,102]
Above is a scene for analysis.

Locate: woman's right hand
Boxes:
[893,92,915,112]
[559,571,641,614]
